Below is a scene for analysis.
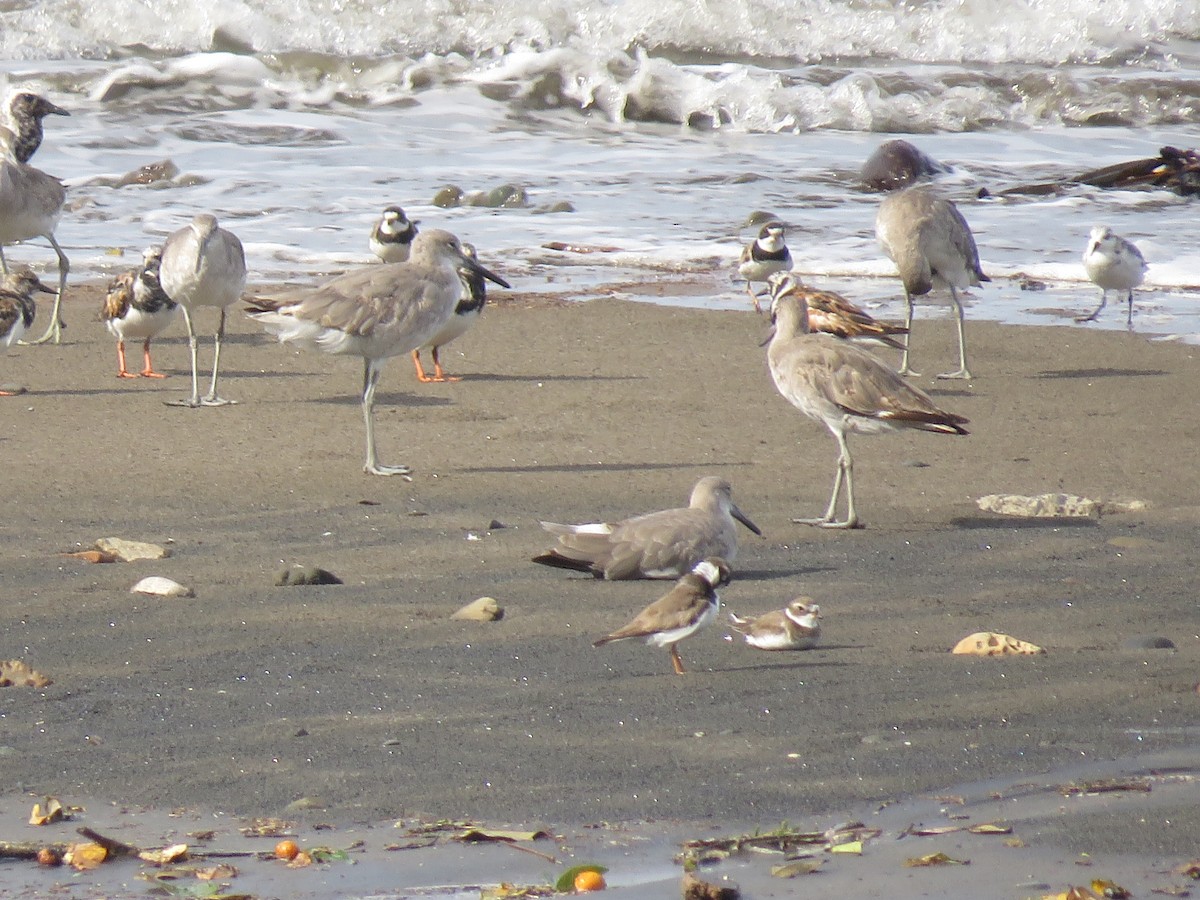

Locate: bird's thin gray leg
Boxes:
[362,359,411,477]
[166,306,203,407]
[937,286,972,380]
[201,307,235,406]
[1124,290,1134,329]
[1076,289,1108,324]
[898,292,920,376]
[23,236,70,345]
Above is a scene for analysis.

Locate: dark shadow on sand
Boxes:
[461,461,755,475]
[950,515,1099,530]
[1036,368,1168,379]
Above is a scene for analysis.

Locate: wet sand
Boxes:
[1,281,1198,896]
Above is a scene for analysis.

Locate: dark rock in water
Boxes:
[1119,635,1176,651]
[861,139,947,191]
[274,565,343,586]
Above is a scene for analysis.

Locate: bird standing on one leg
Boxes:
[158,214,247,407]
[876,186,988,379]
[766,272,969,529]
[1078,225,1147,328]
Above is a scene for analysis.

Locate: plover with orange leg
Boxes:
[737,221,792,313]
[795,282,908,349]
[729,598,821,651]
[593,558,731,675]
[0,267,54,394]
[766,272,969,529]
[412,242,489,383]
[102,245,179,379]
[246,229,510,476]
[876,185,988,378]
[532,476,761,580]
[1078,226,1147,328]
[158,214,247,407]
[369,205,419,263]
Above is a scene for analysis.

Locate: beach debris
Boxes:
[274,839,300,861]
[274,565,343,586]
[1,659,52,688]
[952,632,1045,656]
[1119,635,1176,650]
[556,865,608,892]
[61,549,118,563]
[29,797,67,825]
[983,146,1200,198]
[35,847,61,866]
[543,241,623,254]
[452,596,504,621]
[682,870,741,900]
[1173,859,1200,879]
[975,493,1148,518]
[137,843,189,865]
[64,841,108,871]
[1039,883,1131,900]
[238,817,295,838]
[771,859,823,878]
[1092,880,1132,899]
[455,826,551,844]
[679,821,879,866]
[95,536,171,561]
[130,576,194,598]
[904,851,969,867]
[1057,777,1151,796]
[480,885,555,899]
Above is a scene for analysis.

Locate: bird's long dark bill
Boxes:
[733,505,762,536]
[33,278,57,294]
[759,324,776,348]
[470,258,511,290]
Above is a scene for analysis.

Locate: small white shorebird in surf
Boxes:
[876,185,989,379]
[1,268,55,393]
[531,476,761,581]
[1077,225,1147,327]
[737,221,792,313]
[0,92,70,346]
[369,205,419,263]
[729,598,822,651]
[411,241,490,383]
[246,228,510,476]
[102,245,179,379]
[766,272,969,530]
[158,214,247,407]
[593,558,731,676]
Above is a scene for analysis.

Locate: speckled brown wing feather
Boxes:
[801,287,908,348]
[0,296,23,338]
[102,271,134,322]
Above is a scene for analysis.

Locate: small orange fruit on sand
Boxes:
[274,839,300,861]
[574,869,606,892]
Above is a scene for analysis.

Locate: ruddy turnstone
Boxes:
[729,598,821,651]
[246,229,510,476]
[794,282,908,349]
[593,557,731,675]
[876,185,988,378]
[158,214,247,407]
[532,476,761,580]
[766,272,969,529]
[412,242,489,383]
[1078,226,1147,327]
[1,92,69,164]
[369,205,419,263]
[102,245,179,378]
[0,267,54,394]
[738,221,792,313]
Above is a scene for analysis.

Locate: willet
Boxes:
[794,282,908,349]
[1078,226,1147,327]
[766,272,969,529]
[246,228,510,476]
[0,92,69,164]
[593,558,730,675]
[729,598,821,651]
[102,245,179,378]
[738,221,792,313]
[369,205,419,263]
[411,242,489,383]
[0,267,55,394]
[876,185,988,378]
[532,476,761,580]
[158,214,247,407]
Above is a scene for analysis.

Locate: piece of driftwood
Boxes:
[981,146,1200,198]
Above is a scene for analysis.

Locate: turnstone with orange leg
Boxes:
[1078,226,1147,327]
[102,245,179,378]
[594,558,731,675]
[0,267,54,394]
[412,242,489,383]
[766,272,969,529]
[729,598,821,651]
[532,476,761,580]
[369,205,419,263]
[737,221,791,313]
[247,229,510,476]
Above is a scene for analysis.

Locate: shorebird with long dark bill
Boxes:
[532,476,761,580]
[738,221,792,313]
[0,267,55,394]
[247,228,510,476]
[412,241,489,383]
[594,558,731,675]
[876,185,988,379]
[369,205,419,263]
[102,245,179,378]
[766,272,969,529]
[158,214,246,407]
[729,598,821,651]
[1078,225,1147,327]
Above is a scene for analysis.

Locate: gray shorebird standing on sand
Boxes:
[532,476,761,580]
[369,205,419,263]
[246,228,510,476]
[875,185,988,379]
[594,558,731,675]
[738,221,792,313]
[102,245,179,378]
[158,213,247,407]
[729,598,822,651]
[766,272,969,530]
[1078,225,1147,327]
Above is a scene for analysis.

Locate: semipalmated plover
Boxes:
[738,221,792,313]
[1078,226,1147,327]
[729,598,821,651]
[102,245,179,379]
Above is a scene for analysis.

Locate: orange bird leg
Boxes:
[139,339,168,378]
[429,346,461,383]
[116,340,137,378]
[669,646,686,675]
[412,349,435,383]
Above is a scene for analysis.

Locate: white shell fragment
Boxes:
[975,493,1148,518]
[130,576,194,598]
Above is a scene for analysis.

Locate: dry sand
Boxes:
[1,281,1197,897]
